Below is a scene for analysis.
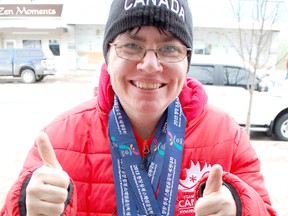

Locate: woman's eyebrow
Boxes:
[122,33,144,42]
[162,35,177,43]
[122,32,178,43]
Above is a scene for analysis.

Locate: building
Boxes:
[0,0,111,70]
[0,0,287,72]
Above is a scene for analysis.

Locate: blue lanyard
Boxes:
[109,96,186,216]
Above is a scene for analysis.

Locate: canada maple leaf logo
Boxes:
[179,161,211,192]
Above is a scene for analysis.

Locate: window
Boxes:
[49,40,60,56]
[193,44,211,55]
[23,40,42,48]
[187,65,214,85]
[4,40,16,48]
[224,67,254,88]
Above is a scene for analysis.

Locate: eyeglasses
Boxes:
[109,41,192,63]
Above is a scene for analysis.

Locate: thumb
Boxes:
[36,132,62,169]
[203,164,223,196]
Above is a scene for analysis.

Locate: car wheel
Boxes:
[21,69,36,83]
[274,113,288,141]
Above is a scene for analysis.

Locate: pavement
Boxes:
[0,70,287,215]
[250,140,288,216]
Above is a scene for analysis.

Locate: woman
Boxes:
[1,0,277,215]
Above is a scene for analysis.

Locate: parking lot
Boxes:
[0,70,287,215]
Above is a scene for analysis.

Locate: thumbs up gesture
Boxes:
[26,132,70,216]
[194,164,237,216]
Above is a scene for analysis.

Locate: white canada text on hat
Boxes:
[124,0,186,21]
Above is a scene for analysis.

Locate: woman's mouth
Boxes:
[132,81,163,90]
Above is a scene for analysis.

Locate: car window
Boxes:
[224,66,254,88]
[187,65,214,84]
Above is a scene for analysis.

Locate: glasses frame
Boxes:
[109,42,192,63]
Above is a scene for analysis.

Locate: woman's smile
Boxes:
[131,81,164,90]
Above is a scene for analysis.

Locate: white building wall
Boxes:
[59,25,77,70]
[193,27,280,69]
[75,24,105,70]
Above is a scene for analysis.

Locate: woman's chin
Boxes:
[133,101,167,114]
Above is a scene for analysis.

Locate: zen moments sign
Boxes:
[0,4,63,17]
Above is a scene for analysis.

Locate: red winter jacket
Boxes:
[1,64,277,216]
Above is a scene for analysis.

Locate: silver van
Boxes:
[188,62,288,141]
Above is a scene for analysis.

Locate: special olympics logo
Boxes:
[153,139,165,156]
[168,132,183,150]
[119,144,139,156]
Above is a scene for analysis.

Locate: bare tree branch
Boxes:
[227,0,285,136]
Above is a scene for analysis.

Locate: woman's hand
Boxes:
[26,132,70,216]
[194,164,237,216]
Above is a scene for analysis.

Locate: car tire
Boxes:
[21,69,36,83]
[274,113,288,141]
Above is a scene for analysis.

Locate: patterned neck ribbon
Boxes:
[109,95,186,216]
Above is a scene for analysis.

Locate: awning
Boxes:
[0,18,68,32]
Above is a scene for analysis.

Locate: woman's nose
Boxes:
[137,50,163,73]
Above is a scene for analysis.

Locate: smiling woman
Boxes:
[0,0,278,216]
[107,27,188,124]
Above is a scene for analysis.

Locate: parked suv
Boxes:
[0,48,56,83]
[187,62,288,141]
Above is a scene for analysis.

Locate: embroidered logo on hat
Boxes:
[124,0,186,21]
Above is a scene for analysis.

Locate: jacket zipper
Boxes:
[141,141,150,169]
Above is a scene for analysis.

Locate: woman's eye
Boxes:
[159,45,178,53]
[123,43,142,50]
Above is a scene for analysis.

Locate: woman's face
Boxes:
[107,26,188,117]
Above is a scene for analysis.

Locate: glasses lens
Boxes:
[157,45,187,63]
[115,42,144,61]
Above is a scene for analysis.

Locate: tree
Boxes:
[227,0,286,136]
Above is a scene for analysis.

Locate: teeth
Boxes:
[134,81,162,89]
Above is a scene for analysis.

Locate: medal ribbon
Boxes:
[109,96,186,216]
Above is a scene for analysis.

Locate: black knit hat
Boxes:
[103,0,193,64]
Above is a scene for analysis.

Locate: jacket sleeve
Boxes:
[0,142,77,216]
[194,129,277,216]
